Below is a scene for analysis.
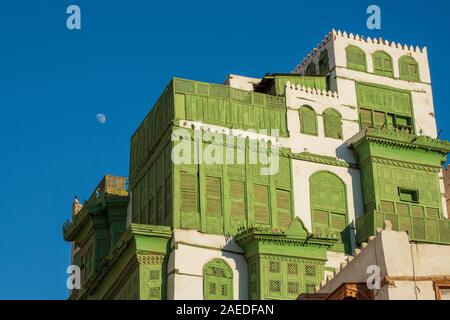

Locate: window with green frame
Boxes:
[229,180,246,233]
[254,184,270,225]
[203,259,233,300]
[310,171,348,239]
[399,188,419,203]
[399,56,420,82]
[373,51,393,77]
[276,189,292,229]
[299,105,318,136]
[323,108,343,139]
[305,62,317,76]
[359,107,413,133]
[179,171,200,230]
[346,45,367,72]
[319,50,329,75]
[263,259,322,299]
[205,176,223,234]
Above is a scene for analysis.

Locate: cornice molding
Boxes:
[287,151,357,169]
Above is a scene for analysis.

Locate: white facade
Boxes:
[167,230,248,300]
[169,30,448,300]
[317,222,450,300]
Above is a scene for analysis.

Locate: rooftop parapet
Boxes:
[293,29,428,74]
[63,175,129,238]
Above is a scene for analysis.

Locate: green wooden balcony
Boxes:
[63,175,128,237]
[356,211,450,245]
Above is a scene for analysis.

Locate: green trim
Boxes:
[305,62,317,76]
[170,240,244,255]
[399,55,420,82]
[351,127,450,154]
[288,151,357,169]
[299,105,319,136]
[203,259,234,300]
[309,171,350,253]
[335,72,431,86]
[235,219,336,300]
[273,76,327,96]
[323,108,343,140]
[372,50,394,78]
[345,45,367,72]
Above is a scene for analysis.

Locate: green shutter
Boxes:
[380,200,395,213]
[157,187,164,225]
[206,177,222,216]
[360,108,373,129]
[305,63,316,76]
[319,50,329,75]
[374,111,386,128]
[148,197,155,224]
[310,172,348,246]
[323,109,343,139]
[426,207,440,219]
[411,206,425,218]
[229,180,246,233]
[164,176,172,226]
[180,172,198,212]
[276,190,292,229]
[396,203,410,216]
[203,259,233,300]
[206,176,223,234]
[299,106,318,135]
[399,56,420,82]
[254,184,270,225]
[373,51,393,77]
[346,45,367,72]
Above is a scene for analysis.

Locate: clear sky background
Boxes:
[0,0,449,299]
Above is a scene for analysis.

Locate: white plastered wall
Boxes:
[291,159,363,233]
[318,228,450,300]
[167,229,248,300]
[284,85,359,163]
[331,32,438,138]
[225,74,261,92]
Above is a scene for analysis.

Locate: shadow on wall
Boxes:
[222,240,248,300]
[336,141,357,163]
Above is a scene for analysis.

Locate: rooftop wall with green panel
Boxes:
[130,77,290,185]
[130,84,175,179]
[173,78,288,137]
[63,176,129,298]
[350,128,450,245]
[272,76,327,96]
[356,83,415,133]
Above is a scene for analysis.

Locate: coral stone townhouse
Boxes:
[63,30,450,300]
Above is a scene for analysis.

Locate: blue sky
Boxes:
[0,0,449,299]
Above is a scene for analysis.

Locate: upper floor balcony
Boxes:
[63,175,128,239]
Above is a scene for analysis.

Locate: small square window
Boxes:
[399,188,419,203]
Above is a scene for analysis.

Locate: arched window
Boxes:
[323,108,342,139]
[345,45,366,72]
[203,259,233,300]
[319,50,329,75]
[372,51,393,77]
[299,105,318,136]
[399,56,420,82]
[305,62,317,76]
[310,171,348,238]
